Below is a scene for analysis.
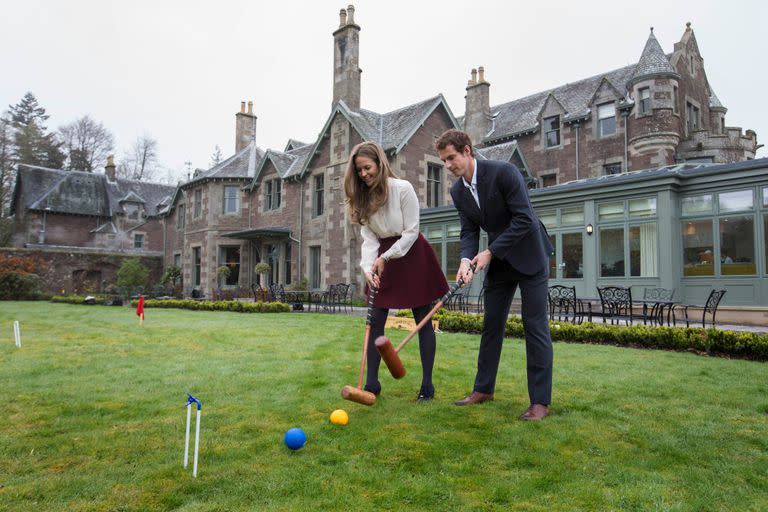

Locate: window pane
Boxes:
[681,194,713,216]
[426,225,443,240]
[682,219,714,276]
[445,241,461,282]
[430,242,443,273]
[561,206,584,225]
[763,187,768,207]
[598,202,624,221]
[446,223,461,238]
[562,232,583,278]
[718,189,753,213]
[538,210,556,228]
[548,235,556,279]
[598,103,616,119]
[629,197,657,218]
[220,246,241,286]
[629,223,657,277]
[600,227,625,277]
[765,215,768,273]
[720,215,755,275]
[599,117,616,137]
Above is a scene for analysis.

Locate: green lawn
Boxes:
[1,302,766,511]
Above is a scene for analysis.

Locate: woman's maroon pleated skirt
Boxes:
[365,233,449,309]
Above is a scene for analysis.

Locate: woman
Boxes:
[344,141,449,401]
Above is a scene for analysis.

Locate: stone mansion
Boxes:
[10,5,760,298]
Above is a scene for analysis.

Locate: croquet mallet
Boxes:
[341,284,378,406]
[375,263,476,379]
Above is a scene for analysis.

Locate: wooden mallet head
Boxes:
[341,385,376,406]
[375,335,406,379]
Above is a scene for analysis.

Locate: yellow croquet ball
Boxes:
[330,409,349,425]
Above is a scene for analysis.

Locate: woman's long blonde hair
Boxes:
[343,141,398,225]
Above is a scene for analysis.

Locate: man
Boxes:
[435,129,554,421]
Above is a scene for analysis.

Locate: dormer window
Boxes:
[264,179,282,211]
[597,102,616,137]
[544,115,560,147]
[124,203,140,220]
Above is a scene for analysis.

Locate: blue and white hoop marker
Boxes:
[184,394,202,478]
[13,320,20,348]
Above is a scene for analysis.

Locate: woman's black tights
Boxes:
[364,304,435,395]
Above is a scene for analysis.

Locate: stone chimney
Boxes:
[235,100,257,152]
[105,154,116,182]
[464,66,491,145]
[332,5,362,110]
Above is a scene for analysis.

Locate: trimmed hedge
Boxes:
[397,309,768,361]
[130,298,291,313]
[51,295,107,305]
[51,296,291,313]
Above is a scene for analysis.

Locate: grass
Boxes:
[1,302,766,511]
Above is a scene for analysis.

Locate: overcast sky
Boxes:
[2,0,765,181]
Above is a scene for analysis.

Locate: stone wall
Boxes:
[0,246,163,295]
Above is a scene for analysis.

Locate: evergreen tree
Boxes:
[0,113,15,217]
[8,92,64,169]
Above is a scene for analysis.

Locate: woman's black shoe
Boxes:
[416,386,434,402]
[364,383,381,396]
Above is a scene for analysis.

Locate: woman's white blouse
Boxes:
[359,178,420,274]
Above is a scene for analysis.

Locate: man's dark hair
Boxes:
[434,129,475,156]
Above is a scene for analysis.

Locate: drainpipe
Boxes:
[297,180,304,281]
[622,111,629,172]
[574,122,580,180]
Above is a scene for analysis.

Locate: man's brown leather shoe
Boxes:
[519,404,549,421]
[454,391,494,406]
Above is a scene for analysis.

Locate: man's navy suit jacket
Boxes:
[449,159,554,276]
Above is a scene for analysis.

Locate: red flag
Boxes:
[136,295,145,321]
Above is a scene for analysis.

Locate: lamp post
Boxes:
[39,207,51,244]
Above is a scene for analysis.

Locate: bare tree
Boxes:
[118,134,158,181]
[58,115,115,172]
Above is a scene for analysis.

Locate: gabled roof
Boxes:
[248,142,314,189]
[471,63,637,145]
[467,29,706,145]
[105,177,175,216]
[10,164,175,217]
[185,141,265,186]
[284,139,310,152]
[629,29,679,86]
[119,191,145,204]
[476,140,534,182]
[296,95,459,179]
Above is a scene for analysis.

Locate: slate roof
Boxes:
[292,95,458,179]
[284,139,310,151]
[105,178,175,216]
[464,30,696,145]
[12,164,175,217]
[186,141,266,185]
[630,30,679,84]
[249,140,315,188]
[476,140,520,162]
[352,95,456,151]
[709,87,725,110]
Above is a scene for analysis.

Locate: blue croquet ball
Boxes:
[284,427,307,450]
